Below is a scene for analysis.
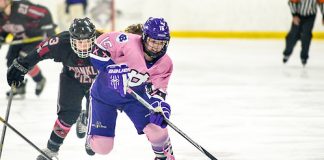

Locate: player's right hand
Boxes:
[7,59,29,87]
[149,101,171,128]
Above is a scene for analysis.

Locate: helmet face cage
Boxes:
[69,17,96,58]
[142,17,170,59]
[70,36,96,58]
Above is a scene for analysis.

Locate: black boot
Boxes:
[301,59,307,67]
[283,56,289,64]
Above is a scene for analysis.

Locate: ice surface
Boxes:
[0,39,324,160]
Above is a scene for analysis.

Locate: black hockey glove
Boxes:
[7,59,29,87]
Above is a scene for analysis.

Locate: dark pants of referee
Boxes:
[283,15,316,64]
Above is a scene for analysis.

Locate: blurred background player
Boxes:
[282,0,324,66]
[87,17,175,160]
[6,17,99,159]
[65,0,87,25]
[88,0,114,30]
[65,0,87,15]
[56,0,87,31]
[0,0,56,98]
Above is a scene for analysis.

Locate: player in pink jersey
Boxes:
[88,17,175,160]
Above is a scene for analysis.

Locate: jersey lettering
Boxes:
[98,37,113,49]
[128,69,149,87]
[68,66,98,83]
[18,4,29,14]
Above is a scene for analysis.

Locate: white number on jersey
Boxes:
[128,69,149,87]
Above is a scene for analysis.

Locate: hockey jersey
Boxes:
[0,0,56,40]
[89,32,173,106]
[18,31,99,86]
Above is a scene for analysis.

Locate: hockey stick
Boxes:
[0,84,15,158]
[0,36,44,46]
[126,88,218,160]
[0,116,53,160]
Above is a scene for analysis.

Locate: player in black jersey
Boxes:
[7,17,98,159]
[0,0,56,97]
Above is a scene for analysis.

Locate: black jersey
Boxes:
[0,0,56,40]
[19,31,98,85]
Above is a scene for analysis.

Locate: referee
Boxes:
[283,0,324,66]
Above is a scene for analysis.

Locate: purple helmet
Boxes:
[142,17,170,59]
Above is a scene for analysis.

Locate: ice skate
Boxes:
[154,156,175,160]
[85,138,95,156]
[6,80,27,99]
[36,148,58,160]
[35,77,46,96]
[76,110,87,138]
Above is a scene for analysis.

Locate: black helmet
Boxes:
[69,17,96,58]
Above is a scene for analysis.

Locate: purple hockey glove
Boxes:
[149,101,171,128]
[106,64,130,97]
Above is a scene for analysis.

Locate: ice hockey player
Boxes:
[87,17,175,160]
[6,17,99,159]
[0,0,56,97]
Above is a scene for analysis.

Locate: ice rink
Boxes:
[0,38,324,160]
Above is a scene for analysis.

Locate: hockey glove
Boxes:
[150,101,171,128]
[106,64,130,97]
[7,59,29,87]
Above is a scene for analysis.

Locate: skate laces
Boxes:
[77,112,87,133]
[85,140,91,149]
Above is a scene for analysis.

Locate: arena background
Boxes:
[0,0,324,160]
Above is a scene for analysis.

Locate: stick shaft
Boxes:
[0,85,15,158]
[127,88,218,160]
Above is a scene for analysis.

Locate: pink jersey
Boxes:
[91,31,173,92]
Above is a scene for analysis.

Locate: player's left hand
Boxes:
[106,64,130,97]
[7,59,29,87]
[150,101,171,128]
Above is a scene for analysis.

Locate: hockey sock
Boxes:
[28,65,44,82]
[49,118,72,151]
[152,138,174,160]
[143,124,175,160]
[47,139,61,152]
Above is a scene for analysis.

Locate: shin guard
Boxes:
[53,119,71,139]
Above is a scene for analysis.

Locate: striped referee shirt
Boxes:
[288,0,324,16]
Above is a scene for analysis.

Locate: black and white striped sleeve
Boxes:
[288,0,300,16]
